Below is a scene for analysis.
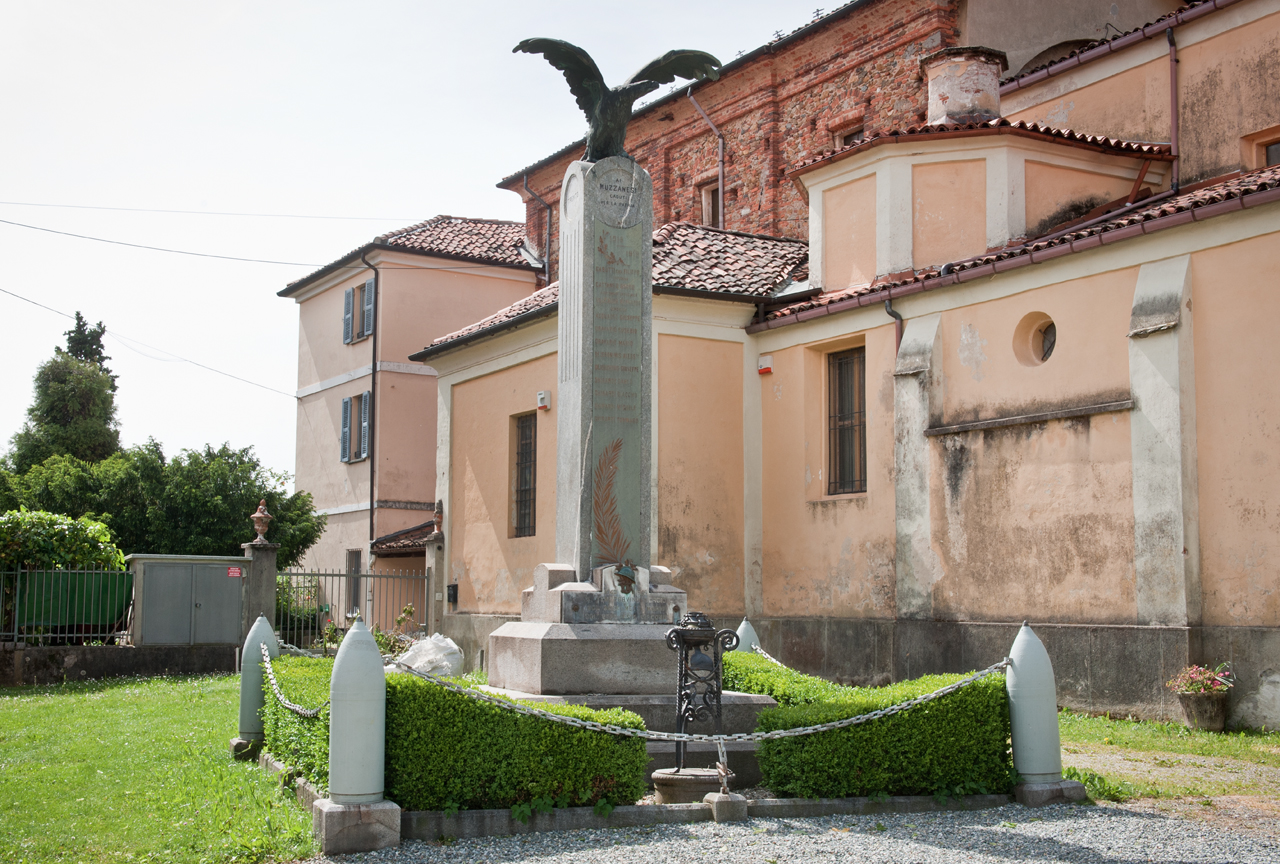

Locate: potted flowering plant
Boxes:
[1166,662,1233,732]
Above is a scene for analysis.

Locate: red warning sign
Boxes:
[228,566,243,578]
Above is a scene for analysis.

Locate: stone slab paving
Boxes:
[297,802,1280,863]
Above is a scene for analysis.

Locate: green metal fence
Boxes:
[1,569,133,645]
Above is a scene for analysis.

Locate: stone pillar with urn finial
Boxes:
[241,499,280,643]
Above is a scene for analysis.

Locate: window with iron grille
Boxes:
[514,413,537,537]
[828,347,867,495]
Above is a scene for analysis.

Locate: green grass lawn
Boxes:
[0,674,312,864]
[1058,708,1280,766]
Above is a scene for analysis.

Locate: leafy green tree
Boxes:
[61,312,114,386]
[4,442,324,568]
[0,509,125,570]
[6,312,122,474]
[8,355,121,473]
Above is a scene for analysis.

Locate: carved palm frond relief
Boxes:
[592,437,630,566]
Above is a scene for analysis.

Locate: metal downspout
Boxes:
[523,174,553,285]
[688,87,725,230]
[360,250,380,548]
[1167,28,1180,192]
[884,296,904,354]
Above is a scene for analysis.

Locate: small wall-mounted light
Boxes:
[537,391,551,411]
[757,355,773,375]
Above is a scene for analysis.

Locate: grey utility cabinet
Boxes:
[127,555,247,645]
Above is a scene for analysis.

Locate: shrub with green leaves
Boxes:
[725,653,1012,799]
[260,657,649,812]
[0,508,125,570]
[722,651,855,706]
[260,656,333,792]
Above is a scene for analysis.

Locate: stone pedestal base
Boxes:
[1014,780,1088,807]
[488,621,680,695]
[229,737,261,761]
[313,799,400,855]
[652,768,732,804]
[703,792,749,822]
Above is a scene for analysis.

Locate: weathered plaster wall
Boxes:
[928,414,1137,623]
[822,173,877,291]
[448,354,558,615]
[912,159,986,269]
[1023,161,1138,237]
[299,509,372,573]
[759,324,897,620]
[1005,9,1280,184]
[937,269,1135,425]
[957,0,1181,75]
[927,272,1138,624]
[656,335,745,617]
[1192,231,1280,629]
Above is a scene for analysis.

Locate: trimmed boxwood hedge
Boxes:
[385,671,648,812]
[259,657,648,812]
[723,652,1013,799]
[260,655,332,792]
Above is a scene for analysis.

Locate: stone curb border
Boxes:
[259,752,1013,841]
[402,793,1015,839]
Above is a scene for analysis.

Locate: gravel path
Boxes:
[301,802,1280,863]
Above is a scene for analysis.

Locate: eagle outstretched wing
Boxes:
[514,38,605,115]
[625,49,721,87]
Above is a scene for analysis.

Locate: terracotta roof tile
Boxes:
[281,215,533,296]
[378,216,530,266]
[371,519,437,555]
[790,118,1172,177]
[652,222,808,297]
[762,166,1280,325]
[415,222,809,358]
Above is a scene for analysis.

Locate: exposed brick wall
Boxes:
[504,0,958,285]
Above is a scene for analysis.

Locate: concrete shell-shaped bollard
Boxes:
[734,618,760,652]
[329,620,386,804]
[1006,623,1063,784]
[231,615,279,759]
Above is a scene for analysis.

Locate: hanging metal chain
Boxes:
[388,656,1011,744]
[261,642,330,718]
[751,643,786,667]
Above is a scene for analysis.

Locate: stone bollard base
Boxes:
[703,792,749,823]
[229,737,262,761]
[1014,780,1088,807]
[313,799,401,855]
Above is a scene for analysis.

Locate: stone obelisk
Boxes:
[556,155,653,582]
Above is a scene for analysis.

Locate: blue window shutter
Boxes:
[360,390,371,459]
[343,288,354,344]
[340,397,351,462]
[362,278,375,337]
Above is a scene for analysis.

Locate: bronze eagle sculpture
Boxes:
[515,38,721,162]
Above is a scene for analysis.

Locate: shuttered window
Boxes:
[360,390,371,460]
[827,347,867,495]
[342,288,354,344]
[362,278,375,337]
[514,413,536,537]
[340,396,352,463]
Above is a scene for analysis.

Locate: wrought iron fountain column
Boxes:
[666,611,739,769]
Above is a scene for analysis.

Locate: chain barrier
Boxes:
[751,643,786,667]
[261,643,330,718]
[386,656,1011,744]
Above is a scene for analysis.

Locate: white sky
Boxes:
[0,0,820,482]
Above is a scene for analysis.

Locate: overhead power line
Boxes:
[0,285,295,399]
[0,216,533,272]
[0,200,414,221]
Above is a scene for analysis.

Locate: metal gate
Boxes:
[277,569,429,654]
